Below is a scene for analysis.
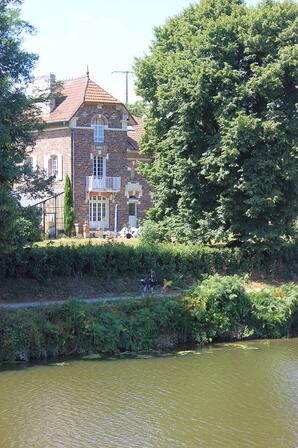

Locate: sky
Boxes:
[21,0,259,103]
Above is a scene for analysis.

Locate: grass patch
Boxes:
[34,237,139,248]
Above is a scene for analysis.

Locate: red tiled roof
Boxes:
[85,79,119,104]
[127,115,144,150]
[43,76,122,123]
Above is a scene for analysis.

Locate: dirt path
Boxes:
[0,292,181,309]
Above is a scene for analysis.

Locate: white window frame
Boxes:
[93,156,106,178]
[92,118,105,143]
[128,200,138,227]
[45,154,63,180]
[48,155,58,177]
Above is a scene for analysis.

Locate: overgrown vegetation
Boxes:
[1,274,297,362]
[187,275,298,343]
[0,297,192,362]
[0,241,297,284]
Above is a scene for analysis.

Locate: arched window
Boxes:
[92,117,105,143]
[48,155,58,177]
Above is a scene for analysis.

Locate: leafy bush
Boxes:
[186,275,252,343]
[250,285,298,338]
[139,220,163,245]
[14,206,42,246]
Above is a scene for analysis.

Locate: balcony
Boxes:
[86,176,121,192]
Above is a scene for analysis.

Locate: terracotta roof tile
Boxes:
[43,76,121,123]
[85,79,119,104]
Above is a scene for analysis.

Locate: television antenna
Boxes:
[112,70,133,105]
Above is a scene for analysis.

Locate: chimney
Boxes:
[29,74,56,114]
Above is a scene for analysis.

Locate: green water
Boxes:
[0,339,298,448]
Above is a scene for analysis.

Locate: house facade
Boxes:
[29,74,152,234]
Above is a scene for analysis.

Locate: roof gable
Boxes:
[84,79,119,104]
[43,76,122,123]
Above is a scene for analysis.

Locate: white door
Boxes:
[89,195,109,229]
[128,202,137,227]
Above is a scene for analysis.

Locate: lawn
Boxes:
[34,237,140,247]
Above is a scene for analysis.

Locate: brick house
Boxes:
[29,74,152,234]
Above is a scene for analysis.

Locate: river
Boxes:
[0,339,298,448]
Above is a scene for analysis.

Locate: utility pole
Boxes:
[112,70,133,105]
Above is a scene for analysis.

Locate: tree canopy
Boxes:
[128,99,147,117]
[135,0,298,249]
[0,0,52,251]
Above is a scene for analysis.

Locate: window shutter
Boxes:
[57,154,63,180]
[32,155,37,171]
[44,155,49,175]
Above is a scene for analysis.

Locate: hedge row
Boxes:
[0,241,297,282]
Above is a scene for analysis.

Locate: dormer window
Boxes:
[92,117,105,143]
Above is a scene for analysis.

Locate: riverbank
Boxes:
[0,241,297,303]
[1,274,297,363]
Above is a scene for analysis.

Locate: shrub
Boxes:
[250,284,298,338]
[139,220,163,245]
[14,206,42,246]
[186,274,252,343]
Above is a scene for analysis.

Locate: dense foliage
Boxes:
[0,241,297,282]
[250,284,298,338]
[0,275,297,362]
[0,0,52,252]
[64,175,74,236]
[14,205,42,245]
[186,274,252,343]
[135,0,298,250]
[128,99,146,117]
[0,298,192,362]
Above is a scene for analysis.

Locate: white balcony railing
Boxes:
[86,176,121,192]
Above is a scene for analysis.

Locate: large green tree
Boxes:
[0,0,52,251]
[128,99,147,117]
[135,0,298,249]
